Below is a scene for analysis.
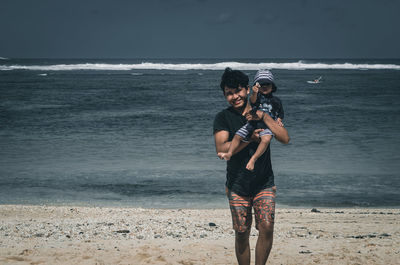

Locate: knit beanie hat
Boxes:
[253,69,277,92]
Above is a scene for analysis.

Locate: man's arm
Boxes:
[262,112,290,144]
[246,110,290,144]
[214,130,250,154]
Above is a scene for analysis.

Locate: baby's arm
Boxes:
[250,83,259,105]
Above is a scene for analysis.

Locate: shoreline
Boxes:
[2,202,399,210]
[1,205,399,264]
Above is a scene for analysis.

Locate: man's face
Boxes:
[224,85,249,109]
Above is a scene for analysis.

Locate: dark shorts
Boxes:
[226,186,276,233]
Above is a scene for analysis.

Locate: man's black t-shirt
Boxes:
[213,106,275,196]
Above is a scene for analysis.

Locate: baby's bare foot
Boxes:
[246,159,255,171]
[217,152,232,161]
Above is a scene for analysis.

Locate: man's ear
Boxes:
[247,85,250,94]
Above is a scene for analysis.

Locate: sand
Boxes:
[0,205,399,264]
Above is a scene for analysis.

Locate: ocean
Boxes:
[1,58,399,208]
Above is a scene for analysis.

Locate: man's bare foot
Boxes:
[217,152,232,161]
[246,159,255,171]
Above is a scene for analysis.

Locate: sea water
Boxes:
[1,58,399,208]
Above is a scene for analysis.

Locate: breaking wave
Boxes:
[1,61,400,71]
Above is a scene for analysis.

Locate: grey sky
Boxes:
[1,0,399,58]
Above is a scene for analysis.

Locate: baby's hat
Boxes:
[253,69,277,92]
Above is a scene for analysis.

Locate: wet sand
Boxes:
[0,205,399,264]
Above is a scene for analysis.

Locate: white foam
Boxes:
[1,61,399,71]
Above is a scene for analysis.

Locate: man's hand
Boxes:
[277,118,284,127]
[245,110,263,121]
[250,129,264,143]
[246,112,284,127]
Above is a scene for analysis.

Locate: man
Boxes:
[213,68,290,265]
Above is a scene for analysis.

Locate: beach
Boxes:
[0,205,398,264]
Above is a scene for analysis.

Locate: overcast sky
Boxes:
[1,0,399,59]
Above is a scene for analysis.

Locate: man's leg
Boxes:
[227,188,253,265]
[235,229,251,265]
[253,187,276,265]
[255,221,274,265]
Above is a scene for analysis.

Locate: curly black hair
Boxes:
[219,67,249,93]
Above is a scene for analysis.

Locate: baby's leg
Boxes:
[246,134,272,171]
[218,122,254,161]
[217,134,243,161]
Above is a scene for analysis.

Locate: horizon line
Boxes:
[2,57,400,60]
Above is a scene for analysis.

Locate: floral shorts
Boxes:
[226,186,276,233]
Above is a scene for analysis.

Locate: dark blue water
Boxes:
[1,59,400,208]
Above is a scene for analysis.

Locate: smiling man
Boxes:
[213,68,290,265]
